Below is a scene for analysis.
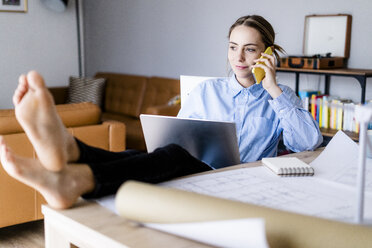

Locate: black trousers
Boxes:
[75,139,212,199]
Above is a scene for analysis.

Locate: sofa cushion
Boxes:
[49,87,69,104]
[0,133,36,227]
[56,102,101,127]
[140,77,180,114]
[102,112,146,150]
[0,102,101,135]
[0,109,23,135]
[67,76,106,107]
[95,73,147,118]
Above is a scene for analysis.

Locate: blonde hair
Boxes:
[228,15,285,60]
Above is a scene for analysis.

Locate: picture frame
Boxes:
[0,0,28,13]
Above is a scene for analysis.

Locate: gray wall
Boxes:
[83,0,372,103]
[0,0,79,108]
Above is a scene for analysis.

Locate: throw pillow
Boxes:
[167,95,181,106]
[67,76,106,107]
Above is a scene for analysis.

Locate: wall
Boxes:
[0,0,79,108]
[83,0,372,103]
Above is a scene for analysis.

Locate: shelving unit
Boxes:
[276,67,372,141]
[320,127,359,141]
[276,67,372,103]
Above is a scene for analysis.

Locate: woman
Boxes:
[0,15,322,209]
[178,15,322,162]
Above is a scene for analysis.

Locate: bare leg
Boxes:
[13,71,79,171]
[0,137,94,209]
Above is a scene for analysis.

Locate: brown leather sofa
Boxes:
[51,72,181,151]
[0,102,125,228]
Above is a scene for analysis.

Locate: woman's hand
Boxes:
[252,51,282,98]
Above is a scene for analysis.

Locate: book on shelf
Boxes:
[318,97,323,128]
[338,99,353,131]
[298,90,319,111]
[311,94,316,120]
[329,99,338,129]
[336,101,343,130]
[300,91,361,135]
[322,96,330,129]
[310,94,326,123]
[343,102,354,132]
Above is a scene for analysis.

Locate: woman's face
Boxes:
[228,25,266,85]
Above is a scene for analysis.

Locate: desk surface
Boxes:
[42,150,322,248]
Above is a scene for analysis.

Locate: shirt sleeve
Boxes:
[268,86,323,152]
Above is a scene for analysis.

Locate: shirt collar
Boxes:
[229,74,265,99]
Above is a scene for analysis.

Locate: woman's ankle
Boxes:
[67,137,81,162]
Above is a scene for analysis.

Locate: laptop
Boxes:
[140,114,240,169]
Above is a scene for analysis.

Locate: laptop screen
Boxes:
[140,114,240,169]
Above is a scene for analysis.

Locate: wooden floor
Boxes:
[0,220,44,248]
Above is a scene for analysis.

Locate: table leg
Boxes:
[44,215,73,248]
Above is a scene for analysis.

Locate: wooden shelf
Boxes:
[320,127,359,141]
[277,67,372,76]
[277,67,372,103]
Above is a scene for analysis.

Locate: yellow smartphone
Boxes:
[252,46,273,84]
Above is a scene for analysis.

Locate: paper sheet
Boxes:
[159,131,372,223]
[161,165,372,223]
[95,194,117,214]
[146,219,269,248]
[310,130,372,190]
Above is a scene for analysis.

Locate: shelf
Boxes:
[277,67,372,103]
[320,128,359,141]
[277,67,372,76]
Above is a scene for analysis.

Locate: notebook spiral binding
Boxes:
[279,167,314,176]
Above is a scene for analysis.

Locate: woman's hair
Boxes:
[228,15,285,60]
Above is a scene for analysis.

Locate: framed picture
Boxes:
[0,0,28,13]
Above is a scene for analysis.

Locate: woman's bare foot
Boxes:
[13,71,78,172]
[0,137,94,209]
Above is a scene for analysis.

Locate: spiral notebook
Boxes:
[262,157,314,176]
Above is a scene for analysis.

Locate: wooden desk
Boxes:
[41,149,322,248]
[43,200,213,248]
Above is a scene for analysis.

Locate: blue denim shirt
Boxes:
[178,75,323,163]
